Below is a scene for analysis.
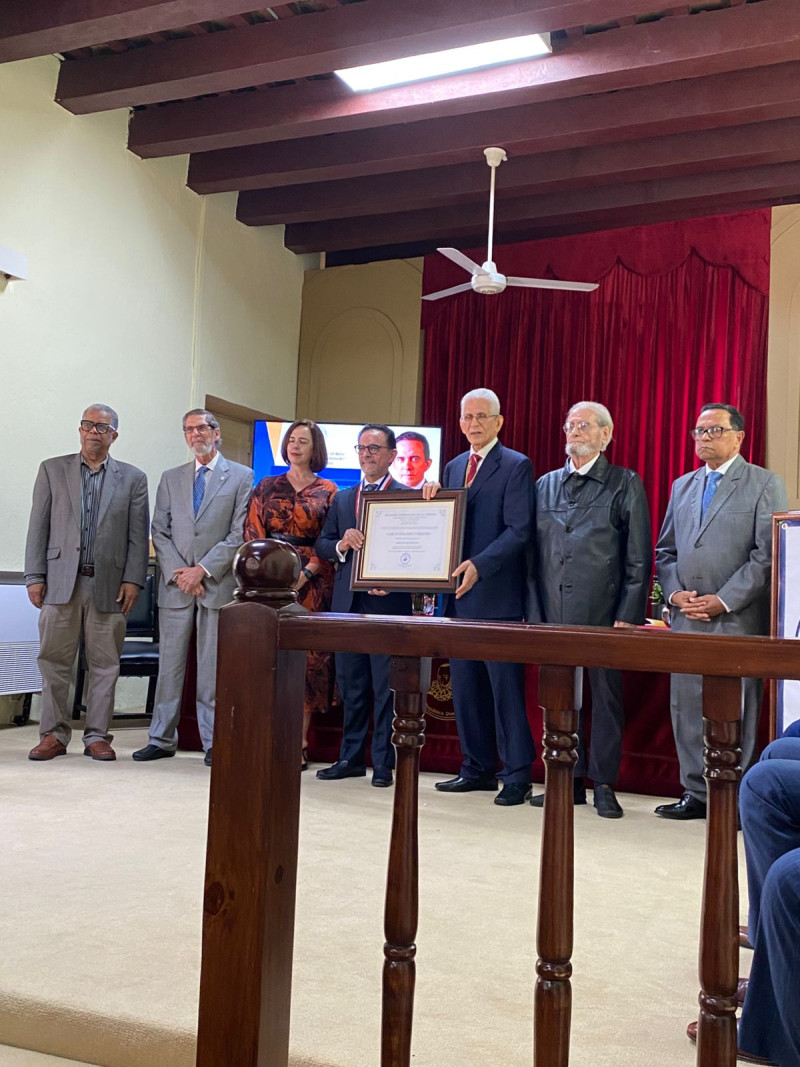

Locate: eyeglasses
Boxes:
[79,420,115,435]
[460,413,497,424]
[690,426,736,440]
[354,444,388,455]
[563,420,597,434]
[184,424,213,434]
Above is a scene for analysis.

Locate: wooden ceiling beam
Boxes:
[0,1,259,63]
[279,160,800,252]
[130,0,800,157]
[324,197,788,266]
[188,61,800,194]
[56,0,651,114]
[236,117,800,225]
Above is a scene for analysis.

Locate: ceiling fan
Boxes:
[422,147,599,301]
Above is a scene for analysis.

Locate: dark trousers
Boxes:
[335,650,395,771]
[574,667,624,784]
[737,737,800,1067]
[449,656,534,784]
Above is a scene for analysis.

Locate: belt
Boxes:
[78,565,95,577]
[266,534,316,547]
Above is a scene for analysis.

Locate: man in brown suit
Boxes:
[24,404,150,761]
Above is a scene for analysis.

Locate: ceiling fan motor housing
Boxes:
[471,269,507,295]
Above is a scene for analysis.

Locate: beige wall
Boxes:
[0,56,311,572]
[296,258,423,424]
[768,205,800,508]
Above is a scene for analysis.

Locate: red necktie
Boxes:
[465,453,480,486]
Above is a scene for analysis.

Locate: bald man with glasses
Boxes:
[655,403,788,820]
[24,405,149,761]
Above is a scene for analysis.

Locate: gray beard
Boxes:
[565,442,596,460]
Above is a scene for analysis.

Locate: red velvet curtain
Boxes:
[417,210,771,795]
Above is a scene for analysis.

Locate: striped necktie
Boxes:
[193,466,209,517]
[465,453,480,486]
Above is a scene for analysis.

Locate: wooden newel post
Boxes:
[197,540,307,1067]
[381,655,431,1067]
[697,675,742,1067]
[535,664,582,1067]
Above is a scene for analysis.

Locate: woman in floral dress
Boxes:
[244,420,337,768]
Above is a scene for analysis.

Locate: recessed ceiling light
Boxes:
[335,33,551,93]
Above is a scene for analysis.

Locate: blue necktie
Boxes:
[193,466,209,517]
[701,470,722,520]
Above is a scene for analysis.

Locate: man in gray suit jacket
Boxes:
[24,404,150,761]
[655,403,788,820]
[133,409,252,766]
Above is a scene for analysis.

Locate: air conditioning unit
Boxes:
[0,581,42,696]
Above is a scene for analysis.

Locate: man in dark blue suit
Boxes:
[314,424,412,787]
[435,388,536,806]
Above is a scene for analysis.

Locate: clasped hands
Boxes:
[671,589,725,621]
[172,565,206,598]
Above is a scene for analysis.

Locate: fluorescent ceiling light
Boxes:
[335,33,551,93]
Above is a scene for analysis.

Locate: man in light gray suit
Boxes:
[25,404,150,761]
[655,403,788,820]
[133,409,252,766]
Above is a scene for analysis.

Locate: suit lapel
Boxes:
[67,454,82,531]
[450,453,469,489]
[468,442,501,500]
[96,456,119,529]
[196,455,228,521]
[697,457,743,536]
[343,484,358,528]
[690,468,705,534]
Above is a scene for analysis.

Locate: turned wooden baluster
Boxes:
[197,540,307,1067]
[381,655,431,1067]
[535,664,583,1067]
[696,675,742,1067]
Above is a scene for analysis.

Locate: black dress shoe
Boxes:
[316,759,366,781]
[372,767,393,788]
[655,791,706,820]
[132,744,175,762]
[435,773,497,793]
[530,778,587,807]
[494,782,532,806]
[204,749,212,767]
[593,783,624,819]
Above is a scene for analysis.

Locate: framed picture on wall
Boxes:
[770,511,800,735]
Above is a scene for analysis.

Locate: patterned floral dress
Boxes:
[244,475,338,715]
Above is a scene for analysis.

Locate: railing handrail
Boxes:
[276,612,800,678]
[198,543,766,1067]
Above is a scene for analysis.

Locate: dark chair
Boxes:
[72,568,159,720]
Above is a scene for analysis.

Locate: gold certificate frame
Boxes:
[350,489,467,593]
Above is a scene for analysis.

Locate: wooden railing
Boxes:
[196,541,800,1067]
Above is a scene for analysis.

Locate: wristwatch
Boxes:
[301,566,314,581]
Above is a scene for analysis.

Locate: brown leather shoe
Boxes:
[84,740,116,761]
[28,735,67,761]
[686,1020,775,1064]
[739,924,754,950]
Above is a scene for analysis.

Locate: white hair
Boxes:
[568,400,614,447]
[461,388,501,416]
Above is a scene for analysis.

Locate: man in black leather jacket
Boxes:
[529,401,652,818]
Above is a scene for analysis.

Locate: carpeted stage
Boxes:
[0,721,748,1067]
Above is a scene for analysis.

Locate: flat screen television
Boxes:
[252,421,443,490]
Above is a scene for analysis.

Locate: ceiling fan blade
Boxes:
[422,281,474,301]
[437,247,483,275]
[507,276,599,292]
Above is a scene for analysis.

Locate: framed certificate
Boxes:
[770,511,800,737]
[351,490,467,593]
